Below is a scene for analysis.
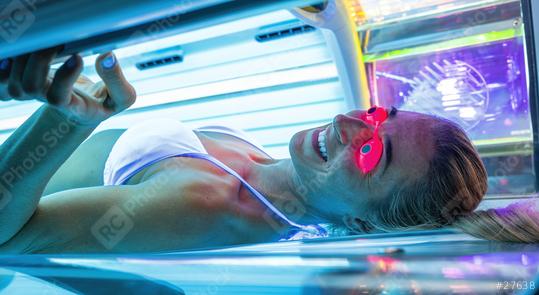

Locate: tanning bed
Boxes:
[1,0,539,294]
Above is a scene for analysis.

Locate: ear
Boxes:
[342,214,372,233]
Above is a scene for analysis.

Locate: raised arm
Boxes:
[0,48,136,244]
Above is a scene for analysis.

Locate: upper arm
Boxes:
[43,129,126,195]
[1,176,222,253]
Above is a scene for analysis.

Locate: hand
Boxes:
[0,47,136,126]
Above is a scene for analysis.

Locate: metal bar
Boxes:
[0,0,323,59]
[521,0,539,192]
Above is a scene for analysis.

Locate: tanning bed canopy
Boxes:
[0,0,324,59]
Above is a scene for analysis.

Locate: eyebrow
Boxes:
[381,107,397,176]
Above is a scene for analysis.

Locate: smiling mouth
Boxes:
[317,129,328,161]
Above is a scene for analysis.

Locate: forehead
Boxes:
[381,111,436,185]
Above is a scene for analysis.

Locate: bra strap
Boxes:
[179,153,327,237]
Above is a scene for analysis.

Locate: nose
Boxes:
[333,113,374,148]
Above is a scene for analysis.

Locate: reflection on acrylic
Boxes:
[367,37,529,142]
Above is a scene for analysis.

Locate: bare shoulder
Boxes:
[141,156,241,214]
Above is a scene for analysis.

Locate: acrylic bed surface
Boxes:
[0,229,538,294]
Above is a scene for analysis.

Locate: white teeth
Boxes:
[317,130,328,161]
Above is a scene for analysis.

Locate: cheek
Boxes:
[331,147,363,177]
[331,153,373,197]
[327,159,365,194]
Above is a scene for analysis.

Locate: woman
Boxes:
[0,48,525,254]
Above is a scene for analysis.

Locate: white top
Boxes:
[103,118,269,186]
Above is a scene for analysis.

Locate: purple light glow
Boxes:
[366,37,529,142]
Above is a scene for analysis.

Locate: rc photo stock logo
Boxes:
[0,0,36,43]
[91,205,134,250]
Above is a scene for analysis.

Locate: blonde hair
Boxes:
[344,117,539,243]
[453,200,539,243]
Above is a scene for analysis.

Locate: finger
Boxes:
[22,46,61,98]
[47,54,83,106]
[0,58,12,84]
[95,52,136,112]
[7,55,29,99]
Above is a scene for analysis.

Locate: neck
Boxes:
[244,158,325,226]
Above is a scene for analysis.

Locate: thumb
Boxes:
[95,52,136,112]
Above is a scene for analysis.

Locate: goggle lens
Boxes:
[356,106,388,174]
